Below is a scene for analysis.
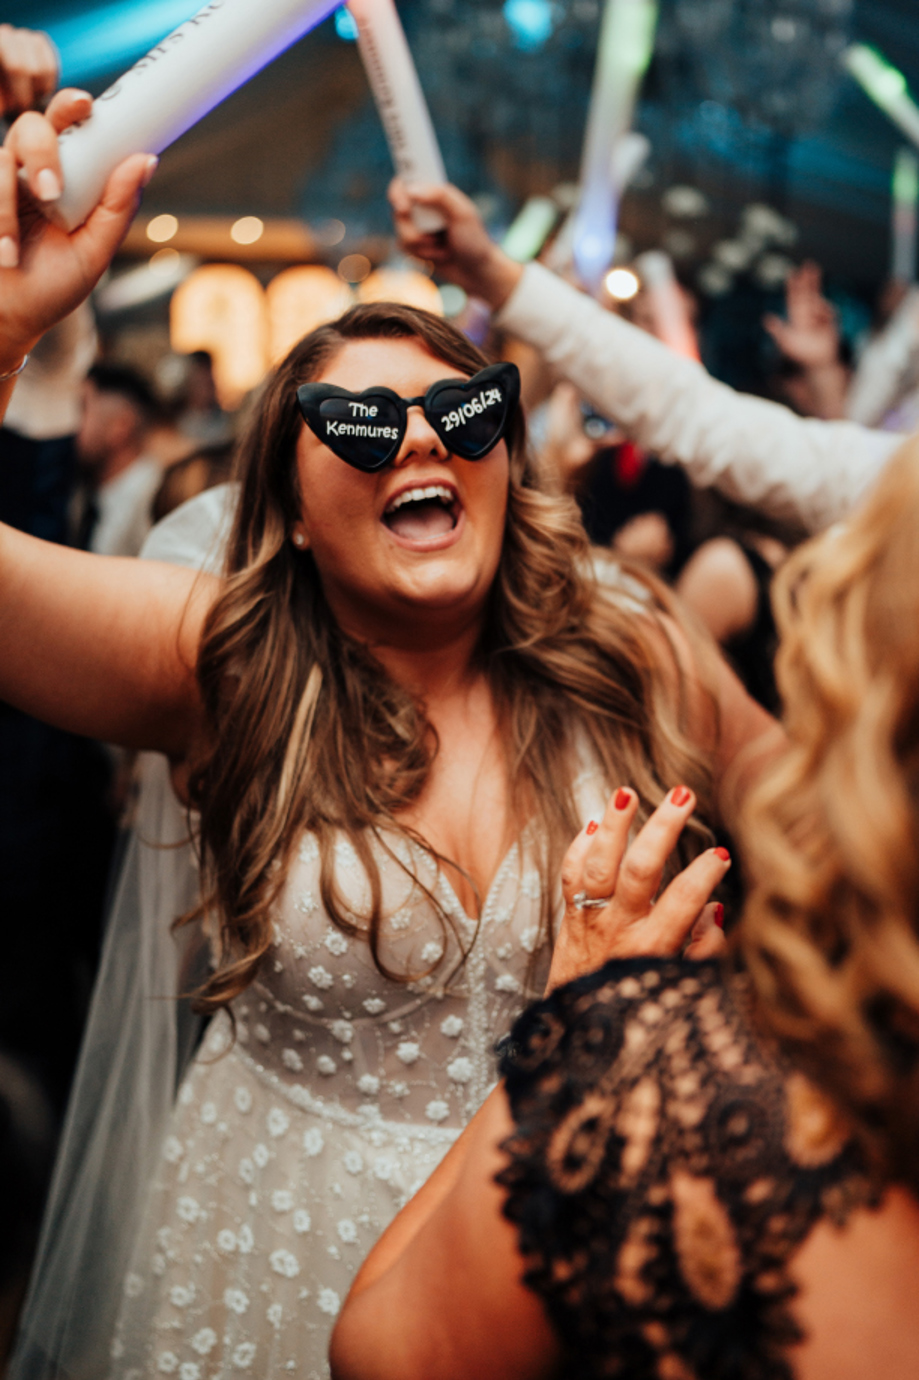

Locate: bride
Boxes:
[3,98,774,1378]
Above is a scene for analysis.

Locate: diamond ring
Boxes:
[571,890,615,910]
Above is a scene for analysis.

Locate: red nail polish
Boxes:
[671,785,692,807]
[614,788,631,810]
[586,820,599,835]
[714,846,730,862]
[714,902,724,929]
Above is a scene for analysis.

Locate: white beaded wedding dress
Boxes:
[109,762,609,1380]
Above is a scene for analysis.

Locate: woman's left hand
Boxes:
[546,784,730,993]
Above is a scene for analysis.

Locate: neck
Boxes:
[338,604,486,705]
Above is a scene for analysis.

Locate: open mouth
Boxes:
[381,484,460,542]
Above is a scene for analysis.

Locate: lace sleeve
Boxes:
[497,957,871,1380]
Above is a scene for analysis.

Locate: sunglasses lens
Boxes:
[428,374,511,459]
[316,395,403,470]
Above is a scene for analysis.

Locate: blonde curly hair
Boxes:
[740,436,919,1187]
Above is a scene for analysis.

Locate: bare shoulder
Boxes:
[677,536,759,643]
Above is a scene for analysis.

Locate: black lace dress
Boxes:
[497,957,874,1380]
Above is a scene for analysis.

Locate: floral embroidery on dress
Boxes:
[498,958,875,1380]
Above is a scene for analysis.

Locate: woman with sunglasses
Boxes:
[3,105,774,1379]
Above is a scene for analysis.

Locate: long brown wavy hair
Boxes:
[186,302,715,1013]
[740,436,919,1190]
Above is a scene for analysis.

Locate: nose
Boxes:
[391,404,449,468]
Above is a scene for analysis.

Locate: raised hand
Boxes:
[546,785,730,992]
[0,24,59,117]
[0,89,155,374]
[388,176,522,309]
[763,260,840,371]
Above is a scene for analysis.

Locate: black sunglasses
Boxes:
[296,361,521,473]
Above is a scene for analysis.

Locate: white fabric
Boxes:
[846,285,919,428]
[89,456,164,558]
[497,261,905,532]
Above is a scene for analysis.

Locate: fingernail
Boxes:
[670,785,692,807]
[714,902,724,929]
[35,168,62,202]
[586,820,599,835]
[141,155,159,187]
[714,846,730,862]
[614,788,631,810]
[0,236,18,269]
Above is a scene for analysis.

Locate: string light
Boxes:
[604,266,640,300]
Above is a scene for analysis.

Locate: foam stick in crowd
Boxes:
[347,0,447,232]
[571,0,658,294]
[892,147,919,283]
[50,0,341,232]
[843,45,919,151]
[634,250,700,361]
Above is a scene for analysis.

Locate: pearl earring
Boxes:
[292,531,305,548]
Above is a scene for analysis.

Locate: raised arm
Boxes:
[390,180,901,533]
[0,92,208,755]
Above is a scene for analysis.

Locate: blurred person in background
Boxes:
[73,363,164,557]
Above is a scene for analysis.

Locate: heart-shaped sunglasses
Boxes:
[296,361,521,473]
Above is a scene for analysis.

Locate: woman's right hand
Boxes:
[546,785,730,993]
[388,176,523,310]
[0,89,155,373]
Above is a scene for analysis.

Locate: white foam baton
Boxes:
[50,0,340,232]
[572,0,658,295]
[634,250,699,361]
[892,147,918,284]
[346,0,447,232]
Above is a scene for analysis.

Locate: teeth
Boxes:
[385,484,455,515]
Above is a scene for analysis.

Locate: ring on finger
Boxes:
[571,890,615,910]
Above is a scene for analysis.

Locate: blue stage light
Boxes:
[503,0,554,53]
[44,0,199,84]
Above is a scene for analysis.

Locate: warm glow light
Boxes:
[604,266,640,300]
[230,215,264,246]
[149,247,180,272]
[146,213,178,243]
[171,264,268,408]
[357,268,443,314]
[337,254,372,284]
[266,267,354,363]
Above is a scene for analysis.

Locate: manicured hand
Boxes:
[0,90,156,372]
[0,25,59,117]
[388,176,522,310]
[546,784,730,992]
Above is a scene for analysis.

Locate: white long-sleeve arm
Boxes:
[496,261,904,532]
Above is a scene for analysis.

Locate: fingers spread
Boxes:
[614,786,697,916]
[642,848,731,955]
[578,787,638,902]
